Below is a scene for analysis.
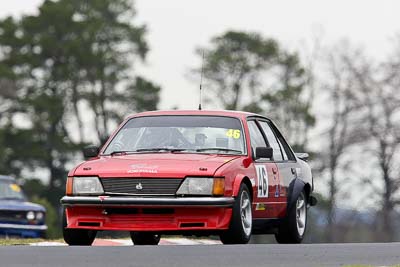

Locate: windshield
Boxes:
[104,115,246,155]
[0,180,25,200]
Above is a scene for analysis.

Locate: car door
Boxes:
[246,119,281,219]
[258,120,298,217]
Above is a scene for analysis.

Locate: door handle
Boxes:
[291,168,296,175]
[272,167,277,174]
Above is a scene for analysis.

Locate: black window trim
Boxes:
[267,120,297,162]
[247,116,297,163]
[246,117,273,163]
[256,119,286,161]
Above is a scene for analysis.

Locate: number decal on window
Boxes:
[255,165,268,198]
[226,129,241,139]
[9,184,21,193]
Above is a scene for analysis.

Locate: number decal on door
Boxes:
[255,165,269,198]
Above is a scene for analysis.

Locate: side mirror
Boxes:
[309,195,318,206]
[83,146,99,159]
[255,147,273,160]
[295,152,309,161]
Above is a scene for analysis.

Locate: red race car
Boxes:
[61,110,316,245]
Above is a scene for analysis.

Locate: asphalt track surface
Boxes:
[0,243,399,267]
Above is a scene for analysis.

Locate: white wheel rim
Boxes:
[296,193,306,236]
[240,190,252,236]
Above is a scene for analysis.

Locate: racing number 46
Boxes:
[256,165,268,198]
[226,129,241,139]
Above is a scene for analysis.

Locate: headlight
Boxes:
[73,176,104,195]
[26,211,35,220]
[36,211,44,221]
[176,177,224,196]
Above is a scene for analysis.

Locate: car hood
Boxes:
[0,200,45,212]
[73,153,242,178]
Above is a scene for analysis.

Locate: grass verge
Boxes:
[0,238,64,245]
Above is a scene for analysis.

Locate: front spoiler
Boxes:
[60,196,235,207]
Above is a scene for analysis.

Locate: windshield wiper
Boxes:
[109,151,137,156]
[135,148,190,153]
[195,148,242,154]
[0,197,24,201]
[109,148,192,156]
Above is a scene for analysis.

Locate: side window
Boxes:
[247,121,267,155]
[258,121,283,161]
[269,122,296,161]
[276,137,288,160]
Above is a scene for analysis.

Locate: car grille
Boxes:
[100,178,183,196]
[0,210,27,223]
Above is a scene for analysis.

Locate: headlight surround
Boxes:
[73,176,104,195]
[176,177,225,196]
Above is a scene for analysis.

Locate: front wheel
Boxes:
[275,191,307,244]
[220,183,252,244]
[130,232,161,245]
[62,209,96,246]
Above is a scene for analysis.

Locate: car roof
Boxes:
[0,175,15,181]
[126,110,266,120]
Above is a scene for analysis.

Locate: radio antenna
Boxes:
[198,51,205,110]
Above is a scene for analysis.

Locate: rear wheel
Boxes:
[275,191,307,244]
[130,232,161,245]
[220,183,252,244]
[62,209,96,246]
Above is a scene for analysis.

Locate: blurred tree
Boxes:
[0,0,160,219]
[193,31,315,149]
[22,179,47,200]
[12,0,151,144]
[127,76,161,113]
[318,43,366,242]
[61,0,150,143]
[348,48,400,241]
[194,31,278,110]
[314,39,400,243]
[261,52,315,151]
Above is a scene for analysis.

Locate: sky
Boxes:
[1,0,399,110]
[135,0,400,109]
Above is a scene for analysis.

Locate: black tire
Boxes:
[275,191,307,244]
[220,183,252,244]
[130,232,161,245]
[62,209,96,246]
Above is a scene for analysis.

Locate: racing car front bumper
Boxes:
[61,196,235,207]
[61,196,235,232]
